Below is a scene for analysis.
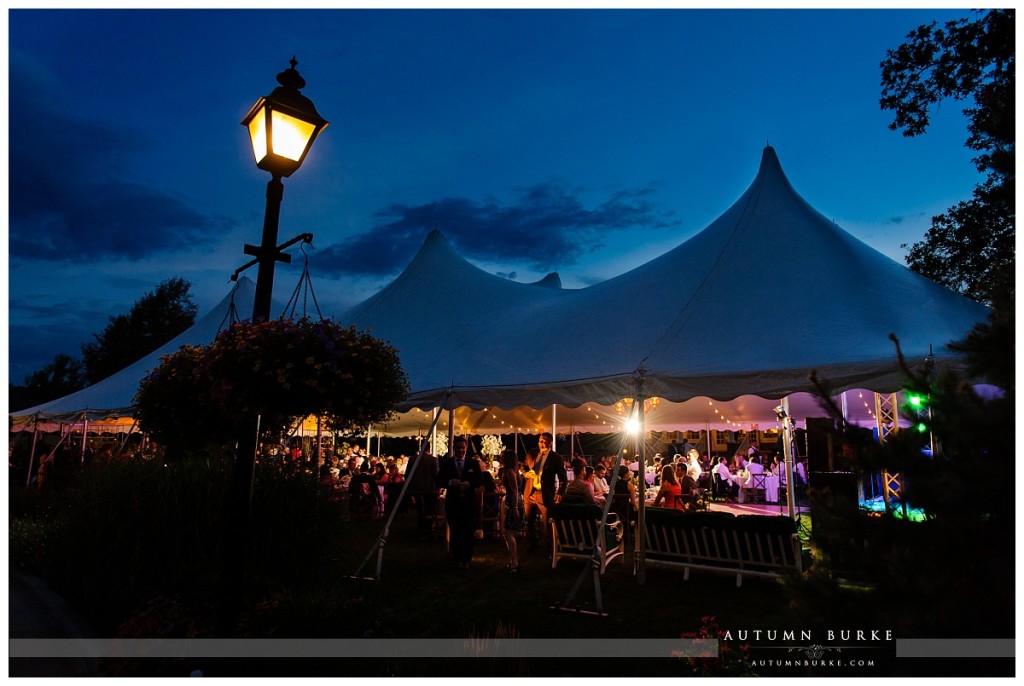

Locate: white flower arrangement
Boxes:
[480,434,505,457]
[432,433,448,457]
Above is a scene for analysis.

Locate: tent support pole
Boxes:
[348,391,452,581]
[551,405,557,445]
[447,407,455,459]
[80,415,89,464]
[782,397,797,520]
[706,421,712,460]
[25,414,40,488]
[111,420,139,460]
[634,370,647,585]
[316,416,324,468]
[553,423,632,617]
[431,407,439,456]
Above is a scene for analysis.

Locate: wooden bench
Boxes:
[642,509,806,587]
[549,504,625,573]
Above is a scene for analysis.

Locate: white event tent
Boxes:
[11,147,991,438]
[340,146,990,434]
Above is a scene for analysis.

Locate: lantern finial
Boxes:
[276,56,306,91]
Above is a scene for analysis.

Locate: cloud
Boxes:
[314,182,677,277]
[8,51,229,262]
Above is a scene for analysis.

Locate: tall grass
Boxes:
[9,455,339,634]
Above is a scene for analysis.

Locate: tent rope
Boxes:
[281,242,324,321]
[218,280,244,332]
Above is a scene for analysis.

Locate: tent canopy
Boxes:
[339,146,989,412]
[12,147,990,434]
[11,278,256,424]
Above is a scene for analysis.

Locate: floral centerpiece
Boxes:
[480,434,505,470]
[480,434,505,458]
[135,318,409,452]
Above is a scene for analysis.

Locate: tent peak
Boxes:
[759,144,782,173]
[531,272,563,289]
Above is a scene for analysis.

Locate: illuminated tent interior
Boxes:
[11,147,990,441]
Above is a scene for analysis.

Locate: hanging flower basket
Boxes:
[135,318,409,450]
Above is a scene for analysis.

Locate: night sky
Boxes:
[7,8,983,384]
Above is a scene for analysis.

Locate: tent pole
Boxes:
[80,416,88,464]
[25,414,40,488]
[447,408,455,458]
[706,420,712,460]
[782,397,797,520]
[431,408,439,456]
[551,405,557,446]
[634,375,648,585]
[316,416,324,468]
[366,427,371,458]
[348,391,451,581]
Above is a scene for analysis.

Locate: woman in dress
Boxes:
[500,450,524,573]
[653,464,681,508]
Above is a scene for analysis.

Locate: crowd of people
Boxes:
[315,436,810,573]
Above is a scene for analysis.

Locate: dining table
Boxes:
[735,470,781,503]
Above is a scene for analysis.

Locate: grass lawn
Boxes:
[141,507,810,677]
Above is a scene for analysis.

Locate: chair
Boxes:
[549,504,624,573]
[609,493,636,546]
[710,473,728,501]
[747,472,767,504]
[349,481,379,520]
[477,490,502,539]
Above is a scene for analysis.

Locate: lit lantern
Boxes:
[241,57,328,179]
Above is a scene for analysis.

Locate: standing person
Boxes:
[500,450,525,573]
[528,432,567,552]
[407,443,440,533]
[436,436,483,569]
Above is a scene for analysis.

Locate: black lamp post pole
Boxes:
[248,175,288,322]
[222,174,290,633]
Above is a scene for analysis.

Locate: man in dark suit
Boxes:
[526,431,567,551]
[436,436,483,569]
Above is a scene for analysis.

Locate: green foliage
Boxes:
[135,317,410,452]
[9,453,344,637]
[881,9,1014,305]
[82,277,198,385]
[803,304,1014,636]
[902,177,1014,306]
[11,353,87,410]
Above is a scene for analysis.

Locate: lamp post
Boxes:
[240,56,328,322]
[222,59,327,631]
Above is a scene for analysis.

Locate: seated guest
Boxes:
[713,456,739,502]
[319,464,341,504]
[652,465,680,508]
[563,458,596,505]
[747,456,765,475]
[349,462,383,514]
[592,464,610,499]
[686,449,702,481]
[676,465,698,510]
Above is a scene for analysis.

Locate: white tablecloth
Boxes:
[737,472,780,503]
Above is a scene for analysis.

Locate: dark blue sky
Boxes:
[8,8,982,383]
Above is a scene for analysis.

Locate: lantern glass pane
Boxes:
[270,110,317,161]
[247,108,268,164]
